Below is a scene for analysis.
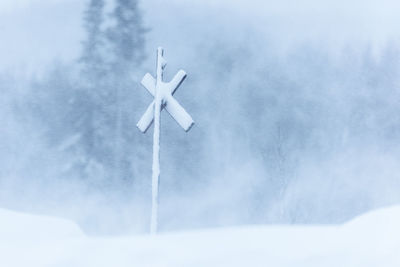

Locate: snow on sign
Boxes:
[137,48,194,133]
[137,47,194,234]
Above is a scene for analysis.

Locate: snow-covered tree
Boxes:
[28,0,147,188]
[104,0,147,182]
[107,0,146,72]
[81,0,107,81]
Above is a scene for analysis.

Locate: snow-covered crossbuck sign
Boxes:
[137,47,194,234]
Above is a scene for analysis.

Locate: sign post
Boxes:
[137,47,194,234]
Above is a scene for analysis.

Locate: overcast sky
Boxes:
[0,0,82,75]
[1,0,400,75]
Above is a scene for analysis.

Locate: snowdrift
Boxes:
[1,206,399,267]
[0,208,83,240]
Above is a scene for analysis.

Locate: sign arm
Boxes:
[165,94,194,132]
[141,73,156,96]
[137,101,155,133]
[169,70,187,95]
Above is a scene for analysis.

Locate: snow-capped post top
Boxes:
[137,47,194,133]
[137,47,194,234]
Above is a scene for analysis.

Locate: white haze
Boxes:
[1,0,400,234]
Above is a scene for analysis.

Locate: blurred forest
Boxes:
[1,0,400,234]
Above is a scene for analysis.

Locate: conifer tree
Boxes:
[107,0,146,73]
[30,0,147,188]
[67,0,111,184]
[81,0,107,81]
[105,0,147,182]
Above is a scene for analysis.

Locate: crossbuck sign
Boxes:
[137,47,194,234]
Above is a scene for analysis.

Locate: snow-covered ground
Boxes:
[1,206,399,267]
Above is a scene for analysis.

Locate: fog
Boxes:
[1,0,400,234]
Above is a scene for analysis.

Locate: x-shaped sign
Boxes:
[137,48,194,133]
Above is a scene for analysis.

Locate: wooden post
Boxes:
[137,47,194,234]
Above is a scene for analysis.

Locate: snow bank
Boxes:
[0,206,399,267]
[0,208,83,240]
